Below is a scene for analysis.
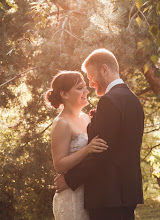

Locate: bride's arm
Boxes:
[51,119,107,174]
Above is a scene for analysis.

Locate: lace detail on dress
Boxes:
[53,133,89,220]
[69,133,88,154]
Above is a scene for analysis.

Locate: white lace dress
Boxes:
[53,133,90,220]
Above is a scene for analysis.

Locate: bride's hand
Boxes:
[86,135,108,154]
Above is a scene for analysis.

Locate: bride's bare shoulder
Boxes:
[80,112,91,124]
[51,117,71,134]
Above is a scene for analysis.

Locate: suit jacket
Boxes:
[64,84,144,209]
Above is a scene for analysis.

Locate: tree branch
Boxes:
[144,127,160,134]
[0,67,39,88]
[145,123,160,128]
[141,143,160,162]
[64,29,82,41]
[6,38,32,56]
[39,122,53,135]
[136,87,152,96]
[127,8,138,30]
[147,106,160,116]
[139,10,150,28]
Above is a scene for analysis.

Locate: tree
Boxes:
[0,0,160,218]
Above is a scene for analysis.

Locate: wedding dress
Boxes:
[53,133,90,220]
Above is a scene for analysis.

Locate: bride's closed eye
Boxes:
[77,86,83,90]
[76,85,87,90]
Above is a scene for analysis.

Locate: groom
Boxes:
[55,48,144,220]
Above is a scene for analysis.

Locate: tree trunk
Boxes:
[144,68,160,96]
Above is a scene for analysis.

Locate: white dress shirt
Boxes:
[105,78,124,93]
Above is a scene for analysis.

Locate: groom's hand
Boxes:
[54,174,69,193]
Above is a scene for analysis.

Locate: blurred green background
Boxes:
[0,0,160,219]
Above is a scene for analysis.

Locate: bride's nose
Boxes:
[84,88,89,94]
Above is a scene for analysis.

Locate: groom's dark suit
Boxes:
[64,84,144,220]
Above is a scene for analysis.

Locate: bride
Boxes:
[46,71,108,220]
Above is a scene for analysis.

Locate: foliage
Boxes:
[135,198,160,220]
[127,0,160,95]
[0,0,160,219]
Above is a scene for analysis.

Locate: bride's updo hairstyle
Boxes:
[46,71,84,109]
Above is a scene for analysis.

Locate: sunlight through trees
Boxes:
[0,0,160,219]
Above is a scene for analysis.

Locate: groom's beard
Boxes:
[96,73,107,95]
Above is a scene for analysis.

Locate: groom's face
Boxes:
[86,64,107,96]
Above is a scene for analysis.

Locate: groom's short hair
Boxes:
[81,48,119,74]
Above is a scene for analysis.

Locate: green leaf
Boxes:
[156,38,160,47]
[36,23,41,30]
[30,36,34,42]
[143,6,150,13]
[137,38,150,50]
[6,0,14,7]
[149,25,159,39]
[137,42,143,50]
[143,45,153,56]
[6,0,18,11]
[0,2,3,9]
[36,4,40,10]
[154,68,160,77]
[156,2,160,16]
[42,16,46,28]
[157,93,160,100]
[143,62,151,73]
[136,0,143,10]
[136,16,142,27]
[151,55,159,64]
[0,2,6,11]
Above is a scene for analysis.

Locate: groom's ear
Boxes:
[102,64,108,77]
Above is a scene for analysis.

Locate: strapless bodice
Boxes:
[69,133,88,154]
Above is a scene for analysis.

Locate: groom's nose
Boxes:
[89,80,95,88]
[89,80,93,88]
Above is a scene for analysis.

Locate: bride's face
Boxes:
[64,80,89,108]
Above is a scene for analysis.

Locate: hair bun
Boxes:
[47,89,54,102]
[46,89,61,109]
[46,71,83,109]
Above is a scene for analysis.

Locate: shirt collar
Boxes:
[105,78,124,93]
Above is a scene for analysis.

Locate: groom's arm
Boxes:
[64,96,121,190]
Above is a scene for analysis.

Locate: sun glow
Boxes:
[13,83,32,107]
[90,0,121,35]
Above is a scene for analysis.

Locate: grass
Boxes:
[135,198,160,220]
[52,198,160,220]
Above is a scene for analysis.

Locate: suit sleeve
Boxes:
[64,96,121,190]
